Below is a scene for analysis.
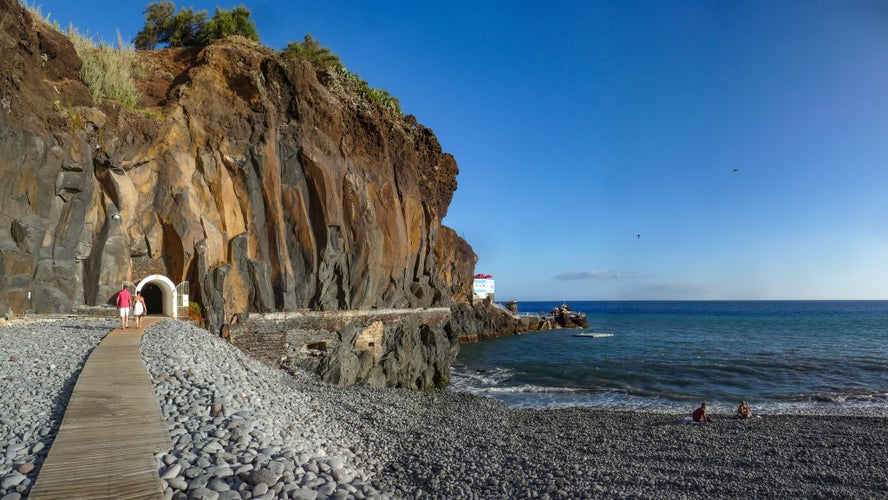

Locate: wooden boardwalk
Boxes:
[29,317,172,500]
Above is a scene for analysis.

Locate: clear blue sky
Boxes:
[34,0,888,300]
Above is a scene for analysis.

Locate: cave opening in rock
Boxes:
[141,283,163,314]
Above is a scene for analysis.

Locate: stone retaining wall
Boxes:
[131,256,170,282]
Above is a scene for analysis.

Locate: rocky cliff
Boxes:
[448,302,545,342]
[222,308,455,390]
[0,0,476,334]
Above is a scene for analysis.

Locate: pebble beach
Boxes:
[2,319,888,499]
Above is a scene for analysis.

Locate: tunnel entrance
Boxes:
[135,274,180,318]
[141,283,163,314]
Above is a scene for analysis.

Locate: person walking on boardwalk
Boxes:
[116,285,131,329]
[132,290,146,328]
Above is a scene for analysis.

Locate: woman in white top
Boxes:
[133,290,147,328]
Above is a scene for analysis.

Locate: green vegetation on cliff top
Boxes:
[24,0,402,117]
[133,1,258,50]
[280,34,402,117]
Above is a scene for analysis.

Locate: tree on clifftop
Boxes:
[133,2,174,49]
[134,1,259,49]
[134,1,203,49]
[199,6,259,45]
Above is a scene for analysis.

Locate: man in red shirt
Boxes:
[116,285,131,330]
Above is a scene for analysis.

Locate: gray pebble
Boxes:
[161,463,182,479]
[242,469,279,487]
[186,487,218,500]
[207,465,232,478]
[167,476,188,490]
[289,487,318,500]
[0,473,25,490]
[187,475,210,491]
[266,461,284,475]
[183,466,203,479]
[207,478,230,492]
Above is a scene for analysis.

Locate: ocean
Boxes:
[450,301,888,416]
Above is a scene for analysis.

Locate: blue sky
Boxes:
[33,0,888,300]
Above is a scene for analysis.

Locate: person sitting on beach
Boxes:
[737,401,753,419]
[692,402,712,423]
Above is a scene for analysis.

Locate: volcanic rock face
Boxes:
[229,308,456,390]
[447,302,544,342]
[0,0,476,333]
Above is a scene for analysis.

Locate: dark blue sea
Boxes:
[451,301,888,416]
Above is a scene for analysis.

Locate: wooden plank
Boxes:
[29,317,172,500]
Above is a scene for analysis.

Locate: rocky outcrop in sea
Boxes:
[446,301,585,342]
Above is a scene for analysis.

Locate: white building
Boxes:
[472,274,495,301]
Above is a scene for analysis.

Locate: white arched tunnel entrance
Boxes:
[135,274,180,318]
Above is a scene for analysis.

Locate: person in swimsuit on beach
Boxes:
[132,290,146,328]
[737,401,753,419]
[116,285,131,330]
[692,402,712,423]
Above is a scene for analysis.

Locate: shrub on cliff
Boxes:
[362,84,402,117]
[134,1,259,49]
[281,34,345,72]
[282,34,402,117]
[199,6,259,46]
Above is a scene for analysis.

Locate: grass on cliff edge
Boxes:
[68,27,143,109]
[22,2,142,109]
